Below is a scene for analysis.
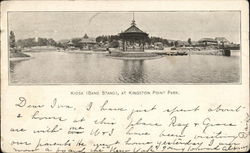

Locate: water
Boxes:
[10,51,240,84]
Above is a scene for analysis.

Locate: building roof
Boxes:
[122,19,147,34]
[124,22,145,33]
[120,20,148,39]
[124,25,145,33]
[215,37,230,42]
[198,38,217,43]
[176,40,189,45]
[80,37,96,44]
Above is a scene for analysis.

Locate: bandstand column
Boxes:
[122,40,125,51]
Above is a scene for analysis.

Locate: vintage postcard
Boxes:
[1,0,249,152]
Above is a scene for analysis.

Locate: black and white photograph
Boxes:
[8,11,241,84]
[2,1,249,153]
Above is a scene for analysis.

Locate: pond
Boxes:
[9,51,240,84]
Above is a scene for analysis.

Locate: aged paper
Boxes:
[1,0,249,152]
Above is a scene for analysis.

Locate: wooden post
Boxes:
[125,40,127,51]
[122,40,125,51]
[143,42,145,52]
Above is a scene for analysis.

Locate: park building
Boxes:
[119,16,149,52]
[198,38,218,46]
[215,37,230,45]
[80,34,97,50]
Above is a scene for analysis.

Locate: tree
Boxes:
[110,40,119,48]
[163,39,169,46]
[16,37,59,48]
[47,38,57,46]
[71,38,82,48]
[96,35,119,43]
[96,36,103,43]
[9,31,16,48]
[37,38,49,46]
[188,38,192,45]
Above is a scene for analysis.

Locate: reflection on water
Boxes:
[9,51,240,84]
[119,60,146,83]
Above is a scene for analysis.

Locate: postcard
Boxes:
[1,0,249,152]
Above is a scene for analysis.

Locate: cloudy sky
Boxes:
[9,11,240,43]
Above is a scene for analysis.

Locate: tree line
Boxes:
[10,31,192,49]
[9,31,58,49]
[17,37,57,48]
[96,35,175,46]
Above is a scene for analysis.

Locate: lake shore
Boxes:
[14,46,240,57]
[66,48,227,56]
[10,51,30,59]
[107,55,163,60]
[170,47,237,56]
[190,50,224,56]
[10,52,32,61]
[10,57,33,61]
[65,50,108,54]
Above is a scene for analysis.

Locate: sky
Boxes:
[8,11,240,43]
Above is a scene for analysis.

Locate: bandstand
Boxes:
[109,13,160,59]
[119,16,148,52]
